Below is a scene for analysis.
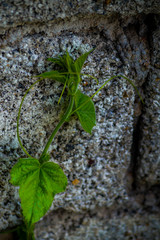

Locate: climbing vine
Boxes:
[10,49,143,239]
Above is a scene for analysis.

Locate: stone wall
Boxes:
[0,1,160,239]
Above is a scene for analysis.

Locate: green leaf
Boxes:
[74,49,94,73]
[10,158,67,225]
[47,52,75,73]
[66,51,75,72]
[47,57,62,64]
[36,71,66,84]
[47,56,67,70]
[74,90,96,134]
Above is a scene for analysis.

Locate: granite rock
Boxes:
[0,0,160,239]
[0,0,160,30]
[137,16,160,188]
[0,31,136,230]
[35,207,160,240]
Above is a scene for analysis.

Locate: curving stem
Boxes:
[39,95,75,163]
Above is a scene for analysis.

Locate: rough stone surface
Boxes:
[0,31,135,229]
[137,17,160,188]
[35,208,160,240]
[0,0,160,30]
[0,0,160,239]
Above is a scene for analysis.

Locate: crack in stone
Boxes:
[126,15,160,213]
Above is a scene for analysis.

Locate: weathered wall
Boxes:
[0,1,160,239]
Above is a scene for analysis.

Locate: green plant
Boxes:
[10,49,143,239]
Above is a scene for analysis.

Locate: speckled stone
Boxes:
[0,0,160,30]
[0,32,136,229]
[137,19,160,188]
[0,0,160,239]
[35,207,160,240]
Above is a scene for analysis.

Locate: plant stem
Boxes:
[70,75,144,115]
[39,95,74,162]
[17,78,46,158]
[27,232,35,240]
[70,75,118,115]
[27,224,35,240]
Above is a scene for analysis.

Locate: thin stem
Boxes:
[119,75,144,103]
[17,78,45,158]
[81,73,99,84]
[57,72,99,83]
[26,224,35,240]
[58,78,67,104]
[70,75,144,115]
[71,75,118,115]
[39,95,74,162]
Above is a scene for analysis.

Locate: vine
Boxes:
[10,49,143,239]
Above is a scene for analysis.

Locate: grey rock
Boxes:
[137,17,160,188]
[0,0,160,30]
[0,31,136,230]
[0,0,160,239]
[35,208,160,240]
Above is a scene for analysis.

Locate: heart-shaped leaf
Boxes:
[10,158,67,225]
[74,90,96,134]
